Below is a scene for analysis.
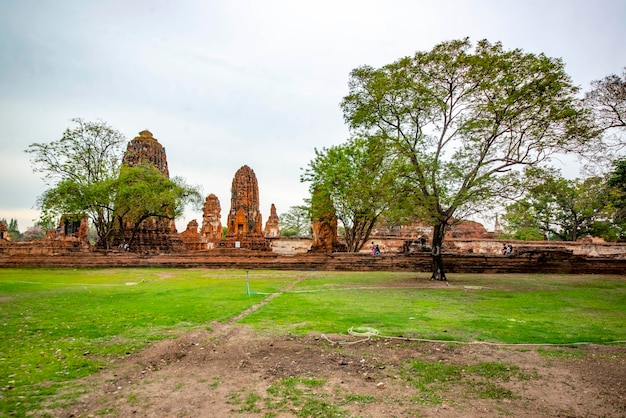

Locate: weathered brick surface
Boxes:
[1,250,624,274]
[201,194,223,245]
[264,203,280,238]
[122,130,169,176]
[224,165,270,250]
[113,130,181,253]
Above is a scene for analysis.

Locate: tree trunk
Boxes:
[430,221,447,281]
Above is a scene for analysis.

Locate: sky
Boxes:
[1,0,625,233]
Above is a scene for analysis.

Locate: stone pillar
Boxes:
[201,194,223,246]
[309,189,345,253]
[264,203,280,238]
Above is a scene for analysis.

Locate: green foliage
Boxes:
[239,272,626,344]
[8,218,18,232]
[1,269,624,416]
[603,158,626,241]
[402,360,526,404]
[26,119,127,248]
[537,347,586,359]
[341,38,592,274]
[279,204,311,237]
[0,218,21,240]
[26,119,202,249]
[264,377,340,417]
[503,169,609,241]
[34,217,57,232]
[26,118,126,186]
[0,268,295,416]
[113,163,202,247]
[302,135,407,251]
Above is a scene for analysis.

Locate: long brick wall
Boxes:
[1,249,625,275]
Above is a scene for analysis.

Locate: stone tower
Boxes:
[201,193,223,247]
[310,188,346,253]
[264,203,280,238]
[224,165,270,250]
[122,130,169,176]
[114,130,181,252]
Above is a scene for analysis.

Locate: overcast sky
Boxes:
[1,0,625,232]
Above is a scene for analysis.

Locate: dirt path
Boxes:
[50,330,626,417]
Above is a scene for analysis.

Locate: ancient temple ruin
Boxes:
[201,194,223,248]
[0,220,9,241]
[309,189,346,253]
[224,165,270,250]
[179,219,203,247]
[264,203,280,238]
[113,130,181,253]
[122,130,170,176]
[53,215,89,245]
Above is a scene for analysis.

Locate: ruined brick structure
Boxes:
[309,189,346,253]
[44,215,90,247]
[224,165,270,250]
[371,217,493,254]
[264,203,280,238]
[113,130,181,253]
[200,194,223,247]
[56,215,82,239]
[310,215,344,253]
[446,220,493,239]
[122,130,170,176]
[179,220,201,243]
[0,220,9,241]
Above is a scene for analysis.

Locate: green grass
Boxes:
[226,377,339,417]
[264,377,341,417]
[0,268,624,416]
[240,272,626,344]
[401,360,528,405]
[0,268,294,416]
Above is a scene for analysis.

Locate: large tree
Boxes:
[341,38,591,280]
[279,205,311,237]
[113,163,202,249]
[502,170,606,241]
[584,68,626,139]
[26,118,126,248]
[302,135,407,252]
[601,158,626,241]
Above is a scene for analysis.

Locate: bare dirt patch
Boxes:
[52,323,625,417]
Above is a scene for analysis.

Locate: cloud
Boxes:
[1,0,625,232]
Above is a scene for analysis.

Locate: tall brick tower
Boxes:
[114,130,181,252]
[224,165,270,250]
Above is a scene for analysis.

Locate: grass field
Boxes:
[0,268,624,416]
